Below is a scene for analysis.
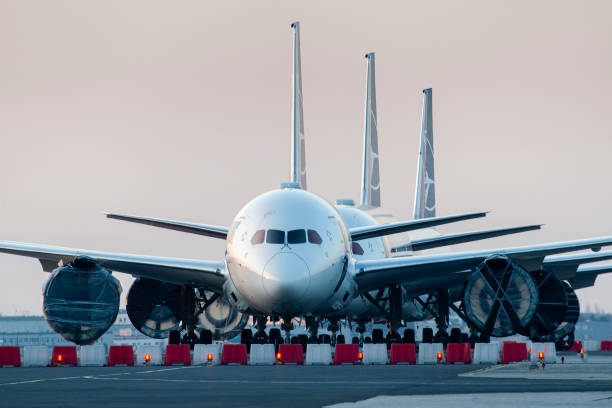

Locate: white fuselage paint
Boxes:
[224,188,356,315]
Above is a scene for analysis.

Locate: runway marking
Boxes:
[0,376,82,386]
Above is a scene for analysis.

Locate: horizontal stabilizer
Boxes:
[349,211,487,241]
[105,213,228,239]
[391,224,542,253]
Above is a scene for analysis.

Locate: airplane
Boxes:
[1,22,611,350]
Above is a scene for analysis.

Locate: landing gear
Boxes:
[281,315,294,343]
[356,319,367,346]
[180,286,198,349]
[434,290,449,344]
[305,316,319,343]
[327,318,340,345]
[253,316,268,344]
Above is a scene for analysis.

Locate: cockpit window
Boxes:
[287,229,306,244]
[307,229,323,245]
[251,230,265,245]
[266,229,285,244]
[351,242,364,255]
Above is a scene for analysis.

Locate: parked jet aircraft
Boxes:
[0,22,611,349]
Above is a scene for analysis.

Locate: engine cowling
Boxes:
[530,281,580,344]
[43,256,121,345]
[463,255,539,337]
[526,270,569,338]
[195,289,248,340]
[126,278,183,339]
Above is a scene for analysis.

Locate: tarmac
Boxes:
[1,357,612,408]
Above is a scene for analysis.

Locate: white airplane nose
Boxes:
[262,252,310,305]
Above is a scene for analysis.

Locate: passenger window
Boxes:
[251,230,265,245]
[351,242,364,255]
[307,230,323,245]
[288,229,306,244]
[266,230,285,244]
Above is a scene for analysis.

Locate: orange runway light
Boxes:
[57,354,63,362]
[276,353,282,360]
[207,353,213,361]
[538,351,544,359]
[580,348,585,356]
[528,348,532,354]
[436,352,443,361]
[144,354,151,362]
[358,352,363,360]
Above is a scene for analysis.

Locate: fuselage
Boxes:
[225,187,356,315]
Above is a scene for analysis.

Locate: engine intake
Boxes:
[126,278,183,339]
[43,256,121,345]
[195,289,248,340]
[463,255,538,337]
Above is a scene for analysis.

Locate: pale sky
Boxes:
[1,0,611,314]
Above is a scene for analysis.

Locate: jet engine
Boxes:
[525,270,569,339]
[43,256,121,345]
[126,278,183,338]
[462,255,539,337]
[530,281,580,345]
[195,289,248,340]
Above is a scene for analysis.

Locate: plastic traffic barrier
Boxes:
[473,342,500,364]
[165,344,191,366]
[584,340,601,352]
[417,343,444,364]
[501,341,528,364]
[569,340,583,353]
[389,343,416,365]
[221,344,247,365]
[600,340,612,351]
[362,343,388,365]
[79,345,106,366]
[135,345,163,366]
[248,344,275,365]
[108,345,134,366]
[0,346,21,367]
[530,342,556,363]
[333,343,360,365]
[305,344,332,365]
[194,344,223,366]
[22,346,50,367]
[277,344,303,365]
[446,343,472,364]
[52,346,77,366]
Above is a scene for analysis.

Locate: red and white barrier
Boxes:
[0,346,21,367]
[165,344,191,366]
[389,343,416,365]
[221,344,247,365]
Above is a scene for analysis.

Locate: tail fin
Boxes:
[360,52,381,208]
[290,22,307,190]
[413,88,435,219]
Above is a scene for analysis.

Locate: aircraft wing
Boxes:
[354,236,612,292]
[569,264,612,289]
[390,224,542,253]
[349,211,487,241]
[0,240,227,292]
[105,212,228,239]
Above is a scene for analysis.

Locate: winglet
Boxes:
[413,88,435,219]
[360,52,381,208]
[290,21,307,190]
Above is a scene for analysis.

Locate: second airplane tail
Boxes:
[413,88,435,220]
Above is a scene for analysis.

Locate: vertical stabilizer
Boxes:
[413,88,436,219]
[360,52,381,208]
[290,22,307,189]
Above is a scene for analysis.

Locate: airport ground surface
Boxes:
[2,357,612,408]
